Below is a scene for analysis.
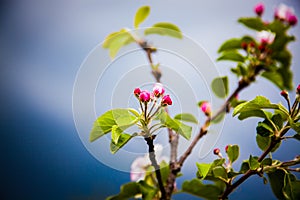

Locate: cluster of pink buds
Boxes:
[134,83,172,106]
[134,84,172,122]
[254,3,298,26]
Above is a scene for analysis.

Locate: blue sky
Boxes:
[1,0,299,199]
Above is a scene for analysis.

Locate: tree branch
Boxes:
[145,136,166,199]
[219,123,292,199]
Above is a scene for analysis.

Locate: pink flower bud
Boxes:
[257,30,275,45]
[134,88,141,97]
[153,83,165,97]
[297,84,300,94]
[280,90,288,98]
[288,15,298,26]
[139,90,151,102]
[213,148,220,155]
[241,42,248,50]
[275,4,295,22]
[225,145,229,152]
[199,101,211,116]
[161,95,172,106]
[254,3,264,16]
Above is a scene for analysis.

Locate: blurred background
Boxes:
[1,0,299,199]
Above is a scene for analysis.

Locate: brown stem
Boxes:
[141,40,174,199]
[145,136,166,199]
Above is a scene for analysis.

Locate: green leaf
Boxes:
[106,182,141,200]
[256,121,274,137]
[174,113,198,124]
[261,71,285,90]
[110,133,133,154]
[196,163,212,180]
[160,160,170,184]
[102,29,135,58]
[218,36,255,53]
[277,67,293,90]
[238,17,265,31]
[291,122,300,134]
[211,112,225,124]
[182,179,223,200]
[144,22,182,39]
[226,144,239,163]
[233,96,279,120]
[134,6,150,28]
[249,155,260,170]
[239,160,250,173]
[261,158,272,166]
[212,166,228,180]
[111,125,122,144]
[211,76,229,98]
[267,169,286,200]
[158,111,192,140]
[217,51,245,62]
[138,181,157,200]
[256,134,281,152]
[90,108,138,142]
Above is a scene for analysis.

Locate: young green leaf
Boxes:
[238,17,265,31]
[196,163,212,180]
[212,166,228,180]
[174,113,198,124]
[138,181,158,200]
[134,6,150,28]
[249,155,260,170]
[158,111,192,140]
[90,108,138,142]
[181,179,223,200]
[291,122,300,134]
[106,182,141,200]
[110,133,133,154]
[159,160,170,183]
[233,96,280,120]
[102,29,135,58]
[256,134,281,152]
[226,144,239,163]
[218,36,255,53]
[239,160,250,173]
[211,76,229,98]
[144,22,182,39]
[111,125,122,144]
[217,51,245,62]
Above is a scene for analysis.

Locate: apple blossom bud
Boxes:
[213,148,220,155]
[134,88,141,97]
[225,145,229,152]
[254,3,264,16]
[249,42,256,48]
[258,44,266,52]
[199,101,211,116]
[139,90,151,102]
[153,83,165,97]
[288,15,298,26]
[241,42,248,50]
[257,30,275,45]
[297,84,300,94]
[280,90,288,98]
[161,95,172,106]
